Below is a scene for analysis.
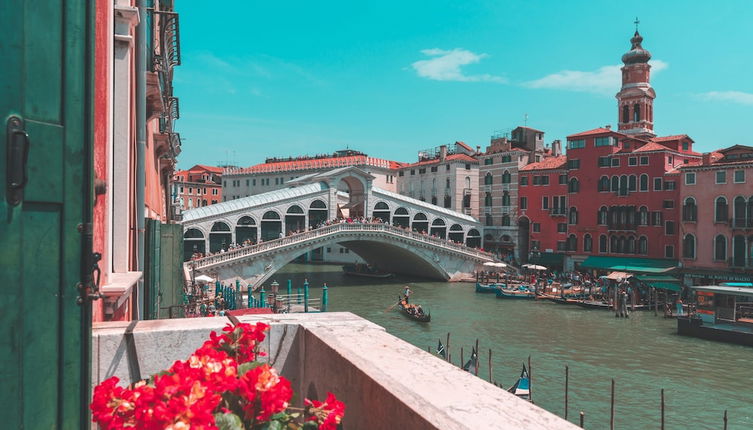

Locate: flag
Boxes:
[462,347,478,373]
[437,339,446,358]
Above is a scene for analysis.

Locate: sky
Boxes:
[173,0,753,169]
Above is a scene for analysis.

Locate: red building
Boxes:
[519,29,702,272]
[173,164,223,211]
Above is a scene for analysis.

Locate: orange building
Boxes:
[173,164,223,211]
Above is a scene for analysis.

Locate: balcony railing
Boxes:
[549,208,567,216]
[732,218,753,229]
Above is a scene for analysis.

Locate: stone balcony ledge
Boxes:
[93,312,577,430]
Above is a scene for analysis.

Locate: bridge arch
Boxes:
[448,224,464,243]
[184,228,206,260]
[285,205,305,234]
[412,212,429,233]
[308,200,328,229]
[209,221,232,252]
[466,228,481,248]
[393,207,410,228]
[337,175,367,218]
[372,201,391,223]
[261,210,282,241]
[235,216,257,245]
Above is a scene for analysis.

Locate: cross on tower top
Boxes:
[634,17,640,31]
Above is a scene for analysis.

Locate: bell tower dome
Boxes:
[616,20,656,138]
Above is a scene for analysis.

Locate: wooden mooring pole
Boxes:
[488,349,493,382]
[474,339,480,376]
[565,365,569,420]
[723,409,728,430]
[610,379,615,430]
[660,388,665,430]
[528,355,534,404]
[446,332,451,363]
[579,411,585,428]
[460,347,464,368]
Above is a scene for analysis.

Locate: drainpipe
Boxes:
[135,0,147,319]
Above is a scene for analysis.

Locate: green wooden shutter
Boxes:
[0,1,93,428]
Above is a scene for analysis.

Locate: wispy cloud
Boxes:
[411,48,507,83]
[698,91,753,105]
[524,60,668,95]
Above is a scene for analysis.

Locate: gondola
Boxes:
[508,365,531,401]
[495,285,536,299]
[342,264,393,279]
[475,282,503,293]
[397,296,431,322]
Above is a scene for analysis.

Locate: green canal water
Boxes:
[273,264,752,429]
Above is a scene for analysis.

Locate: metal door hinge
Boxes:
[77,222,103,304]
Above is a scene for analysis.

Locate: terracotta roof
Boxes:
[520,156,567,171]
[226,155,399,175]
[567,127,617,138]
[632,142,670,153]
[400,153,478,168]
[192,164,224,173]
[652,134,692,143]
[455,141,473,152]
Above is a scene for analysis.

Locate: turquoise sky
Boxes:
[174,0,752,169]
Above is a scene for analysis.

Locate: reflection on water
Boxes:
[272,264,753,429]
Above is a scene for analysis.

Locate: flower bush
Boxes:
[91,322,345,430]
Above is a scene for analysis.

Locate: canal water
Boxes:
[273,264,752,429]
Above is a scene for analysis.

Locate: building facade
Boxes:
[678,145,753,285]
[396,142,479,221]
[173,164,223,211]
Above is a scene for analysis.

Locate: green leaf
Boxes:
[214,412,245,430]
[238,361,264,375]
[302,422,319,430]
[260,421,283,430]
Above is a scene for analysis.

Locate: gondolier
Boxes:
[403,286,412,303]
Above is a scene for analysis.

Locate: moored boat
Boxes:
[397,296,431,322]
[476,283,503,293]
[495,285,536,299]
[508,365,531,401]
[342,263,393,279]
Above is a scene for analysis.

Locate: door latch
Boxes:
[6,116,30,206]
[77,221,103,304]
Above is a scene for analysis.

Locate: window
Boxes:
[714,235,727,261]
[520,176,528,186]
[559,174,568,185]
[410,169,415,176]
[734,170,745,183]
[484,173,493,185]
[640,156,649,165]
[628,175,637,192]
[541,176,550,185]
[557,223,567,233]
[715,196,728,222]
[584,234,593,252]
[502,171,511,184]
[567,234,578,252]
[639,206,648,225]
[622,105,629,123]
[595,137,612,147]
[599,176,610,192]
[502,192,510,206]
[419,168,426,174]
[246,179,249,186]
[444,195,452,208]
[599,235,608,253]
[664,181,676,191]
[465,164,471,170]
[557,241,567,251]
[611,158,620,167]
[502,155,512,162]
[567,139,585,149]
[663,200,674,209]
[665,221,675,235]
[611,176,619,192]
[682,234,696,259]
[502,215,511,226]
[568,178,579,193]
[682,141,689,151]
[398,171,404,177]
[651,211,663,226]
[685,172,696,185]
[598,156,611,168]
[542,196,549,210]
[567,159,581,169]
[639,174,648,191]
[628,157,637,166]
[484,158,493,165]
[484,193,492,207]
[569,207,578,225]
[430,166,438,172]
[446,164,451,171]
[653,178,662,191]
[520,197,527,210]
[716,171,726,184]
[665,245,674,258]
[679,198,695,222]
[639,236,648,255]
[533,223,541,233]
[485,213,493,226]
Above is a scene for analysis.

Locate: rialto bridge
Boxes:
[180,167,494,284]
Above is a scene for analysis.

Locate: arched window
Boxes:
[502,191,510,206]
[286,205,304,214]
[748,196,753,227]
[683,234,696,259]
[611,176,619,192]
[640,174,648,191]
[184,228,204,238]
[262,211,280,220]
[715,196,728,222]
[633,103,640,122]
[211,221,231,231]
[374,201,389,210]
[485,192,492,207]
[628,175,637,192]
[484,173,493,185]
[619,175,628,196]
[502,170,511,184]
[599,176,609,192]
[618,236,627,253]
[639,236,648,254]
[714,235,727,261]
[639,206,648,226]
[610,235,618,253]
[584,234,593,252]
[627,236,636,254]
[569,207,578,225]
[310,199,327,209]
[682,197,697,222]
[502,214,511,226]
[598,206,608,225]
[567,234,577,252]
[485,213,493,226]
[734,196,747,227]
[622,105,629,123]
[599,235,608,253]
[568,178,579,193]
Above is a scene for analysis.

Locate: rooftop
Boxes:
[226,154,401,175]
[401,153,478,169]
[520,156,567,171]
[566,127,618,139]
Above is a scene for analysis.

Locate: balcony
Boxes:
[606,223,638,232]
[732,218,753,230]
[549,208,567,217]
[93,313,576,429]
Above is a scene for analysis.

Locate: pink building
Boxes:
[678,145,753,285]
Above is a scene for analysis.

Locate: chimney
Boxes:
[439,145,447,162]
[476,145,481,154]
[605,124,612,130]
[702,152,712,165]
[552,139,562,157]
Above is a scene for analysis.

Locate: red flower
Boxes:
[304,392,346,430]
[237,364,292,422]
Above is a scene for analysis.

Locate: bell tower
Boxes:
[616,19,656,138]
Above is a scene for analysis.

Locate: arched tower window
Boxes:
[633,103,641,122]
[622,104,629,123]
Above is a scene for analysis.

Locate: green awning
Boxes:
[531,252,565,266]
[633,274,682,292]
[581,256,678,274]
